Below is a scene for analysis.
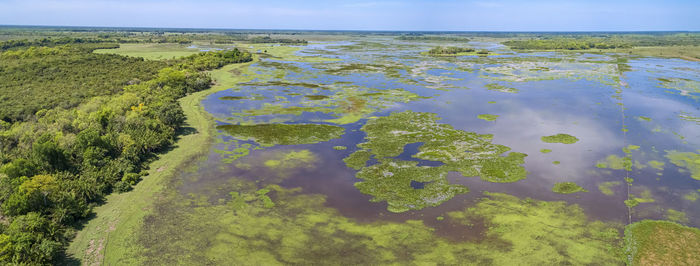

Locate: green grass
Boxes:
[66,59,260,265]
[93,43,201,60]
[624,220,700,265]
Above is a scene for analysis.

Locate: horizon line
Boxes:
[2,24,699,34]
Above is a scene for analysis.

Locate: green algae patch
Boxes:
[647,160,665,171]
[666,209,689,224]
[232,85,427,125]
[683,191,699,202]
[598,181,621,196]
[138,181,623,265]
[637,116,652,122]
[552,182,587,194]
[217,123,344,147]
[596,154,633,171]
[304,95,330,100]
[264,150,317,171]
[219,96,248,100]
[665,150,700,180]
[447,192,623,265]
[487,101,497,104]
[485,83,519,93]
[332,146,347,150]
[552,161,561,165]
[624,220,700,266]
[477,114,499,121]
[345,111,527,212]
[541,133,579,144]
[540,149,552,154]
[355,159,469,212]
[622,144,640,154]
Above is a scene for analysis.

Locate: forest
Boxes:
[0,37,251,264]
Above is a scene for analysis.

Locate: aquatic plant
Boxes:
[540,149,552,153]
[665,150,700,180]
[477,114,499,121]
[541,134,579,144]
[217,123,344,146]
[345,111,527,212]
[485,83,519,93]
[552,182,587,194]
[598,181,621,196]
[595,154,633,171]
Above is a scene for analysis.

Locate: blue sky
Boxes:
[0,0,698,31]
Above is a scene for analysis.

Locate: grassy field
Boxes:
[65,59,259,265]
[93,43,202,60]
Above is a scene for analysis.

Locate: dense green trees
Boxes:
[0,45,166,122]
[0,43,252,264]
[427,46,475,55]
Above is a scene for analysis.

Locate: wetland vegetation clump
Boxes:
[541,133,579,144]
[485,83,519,93]
[596,154,633,171]
[624,220,700,265]
[332,146,347,150]
[345,111,527,212]
[598,181,621,196]
[217,123,345,146]
[552,182,587,194]
[540,149,552,153]
[477,114,499,121]
[665,150,700,180]
[426,46,475,56]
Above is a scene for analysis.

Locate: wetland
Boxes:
[125,36,700,264]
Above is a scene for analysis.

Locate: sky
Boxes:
[0,0,698,31]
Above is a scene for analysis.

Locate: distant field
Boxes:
[93,43,202,60]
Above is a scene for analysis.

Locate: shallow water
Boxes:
[143,37,700,263]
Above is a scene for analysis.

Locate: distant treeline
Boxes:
[397,35,470,42]
[214,36,308,45]
[504,33,700,50]
[0,43,251,264]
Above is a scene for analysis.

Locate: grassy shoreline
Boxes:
[65,59,259,265]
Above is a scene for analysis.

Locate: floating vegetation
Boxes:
[637,116,652,122]
[477,114,499,121]
[683,191,699,202]
[552,182,587,194]
[220,96,248,100]
[598,181,621,196]
[263,150,317,171]
[304,95,330,100]
[332,145,347,150]
[595,154,632,171]
[622,144,640,154]
[232,85,428,124]
[679,112,700,125]
[541,133,579,144]
[540,149,552,153]
[657,77,700,98]
[217,123,344,147]
[647,160,665,171]
[665,150,700,180]
[485,83,519,93]
[480,61,620,85]
[345,111,527,212]
[552,161,561,165]
[665,209,689,224]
